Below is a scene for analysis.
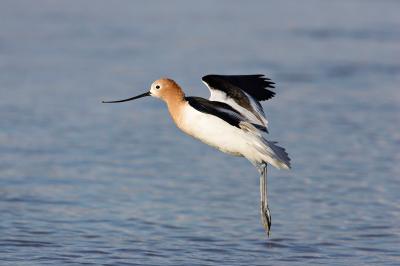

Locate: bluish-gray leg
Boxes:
[260,164,271,236]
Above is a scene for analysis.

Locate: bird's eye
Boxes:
[156,85,160,89]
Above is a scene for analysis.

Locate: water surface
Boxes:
[1,1,399,265]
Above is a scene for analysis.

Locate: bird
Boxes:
[103,74,291,236]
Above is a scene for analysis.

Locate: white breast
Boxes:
[178,103,250,156]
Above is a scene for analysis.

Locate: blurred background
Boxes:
[1,0,399,265]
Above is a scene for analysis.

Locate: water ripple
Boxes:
[1,0,399,265]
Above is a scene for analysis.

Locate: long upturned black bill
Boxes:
[102,91,151,103]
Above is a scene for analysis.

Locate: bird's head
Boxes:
[149,78,185,102]
[102,78,185,104]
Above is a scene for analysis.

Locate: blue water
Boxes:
[1,1,399,265]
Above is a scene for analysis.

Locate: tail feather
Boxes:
[265,140,291,169]
[239,122,291,170]
[252,139,291,170]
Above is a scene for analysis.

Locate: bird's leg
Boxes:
[260,164,271,236]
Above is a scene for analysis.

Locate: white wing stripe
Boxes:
[243,91,268,127]
[203,81,269,129]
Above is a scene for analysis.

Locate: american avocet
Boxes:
[103,74,291,236]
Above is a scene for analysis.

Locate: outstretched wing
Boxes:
[185,97,267,133]
[201,74,276,130]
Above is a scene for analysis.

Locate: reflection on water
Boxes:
[1,1,399,265]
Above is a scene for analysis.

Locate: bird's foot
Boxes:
[261,205,271,237]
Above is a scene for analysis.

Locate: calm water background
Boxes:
[1,1,400,265]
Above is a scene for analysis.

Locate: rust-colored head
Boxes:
[103,78,185,106]
[102,78,185,105]
[102,78,187,127]
[149,78,185,103]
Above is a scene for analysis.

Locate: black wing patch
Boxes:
[186,97,267,132]
[202,74,276,101]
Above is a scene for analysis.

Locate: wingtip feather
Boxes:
[202,74,277,102]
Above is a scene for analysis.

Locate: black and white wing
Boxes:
[201,74,276,131]
[185,97,267,133]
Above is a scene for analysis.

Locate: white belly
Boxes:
[178,104,249,156]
